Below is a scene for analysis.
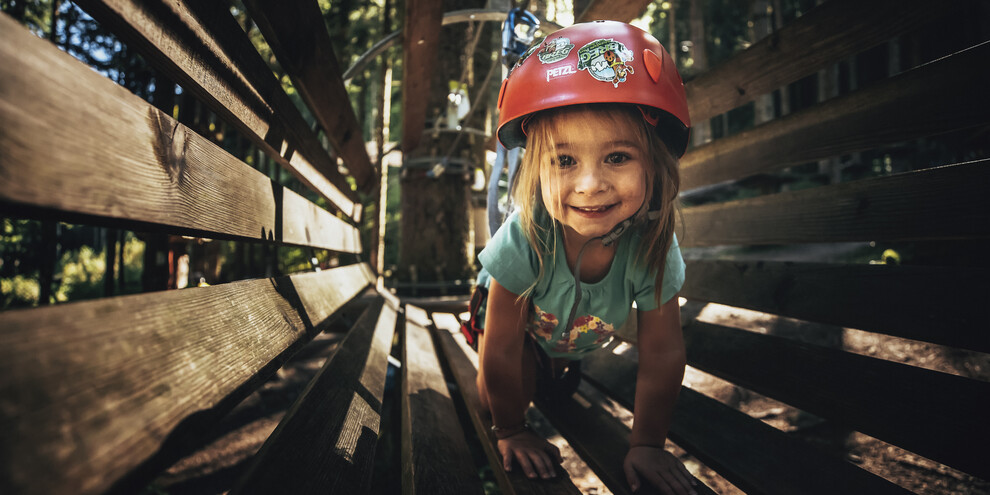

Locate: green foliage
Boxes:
[280,245,318,275]
[0,276,40,309]
[1,218,147,309]
[54,245,106,302]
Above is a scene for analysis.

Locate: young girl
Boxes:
[471,20,696,494]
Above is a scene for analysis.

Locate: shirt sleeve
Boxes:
[634,233,686,311]
[477,212,540,296]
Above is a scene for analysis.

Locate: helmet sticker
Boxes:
[515,40,542,68]
[577,38,636,88]
[538,37,574,64]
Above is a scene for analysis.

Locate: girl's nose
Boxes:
[574,164,608,194]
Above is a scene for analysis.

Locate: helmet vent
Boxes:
[644,49,663,83]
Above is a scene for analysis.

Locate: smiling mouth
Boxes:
[571,204,616,213]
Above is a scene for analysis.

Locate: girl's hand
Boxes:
[623,446,697,494]
[497,430,563,480]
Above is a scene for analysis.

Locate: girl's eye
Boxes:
[606,152,630,164]
[556,155,575,167]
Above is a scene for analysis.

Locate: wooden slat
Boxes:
[73,0,362,218]
[581,349,913,495]
[682,260,990,353]
[680,159,990,248]
[0,15,360,252]
[682,321,990,479]
[576,0,652,23]
[681,41,990,191]
[244,0,376,192]
[431,326,582,494]
[400,0,444,153]
[536,386,716,495]
[402,308,483,494]
[230,296,399,494]
[0,263,375,495]
[685,0,966,123]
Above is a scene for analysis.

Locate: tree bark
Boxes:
[398,0,487,287]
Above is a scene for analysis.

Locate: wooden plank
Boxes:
[73,0,362,218]
[681,260,990,353]
[0,263,375,495]
[0,15,360,252]
[685,0,966,123]
[681,321,990,479]
[400,0,444,153]
[581,349,913,495]
[401,308,483,494]
[680,159,990,247]
[536,385,716,495]
[230,296,399,494]
[431,326,582,494]
[244,0,376,193]
[576,0,652,23]
[681,41,990,191]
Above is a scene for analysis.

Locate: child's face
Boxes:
[539,108,649,242]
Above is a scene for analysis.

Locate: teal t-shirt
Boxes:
[478,211,685,359]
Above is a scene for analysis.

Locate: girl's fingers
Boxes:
[643,468,671,494]
[513,450,537,478]
[525,450,554,479]
[503,450,514,472]
[624,462,641,492]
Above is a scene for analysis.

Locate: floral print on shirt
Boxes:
[529,305,615,354]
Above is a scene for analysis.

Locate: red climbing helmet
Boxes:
[496,20,691,157]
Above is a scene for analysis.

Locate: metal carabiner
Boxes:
[501,8,540,67]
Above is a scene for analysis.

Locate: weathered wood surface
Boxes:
[582,349,913,495]
[682,260,989,353]
[684,0,963,123]
[576,0,652,23]
[680,160,990,247]
[401,308,483,494]
[682,321,990,479]
[537,385,716,495]
[0,15,360,252]
[681,41,990,190]
[431,325,582,494]
[73,0,361,218]
[230,296,398,494]
[244,0,376,193]
[0,264,375,495]
[400,0,443,153]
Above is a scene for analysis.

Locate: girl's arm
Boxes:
[480,279,531,431]
[624,295,697,494]
[480,279,562,479]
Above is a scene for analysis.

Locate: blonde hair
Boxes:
[512,104,680,308]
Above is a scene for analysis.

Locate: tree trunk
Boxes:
[398,0,487,288]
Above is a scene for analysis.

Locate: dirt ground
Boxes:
[146,302,989,494]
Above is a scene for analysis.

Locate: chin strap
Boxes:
[600,208,662,247]
[563,204,662,333]
[563,236,602,333]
